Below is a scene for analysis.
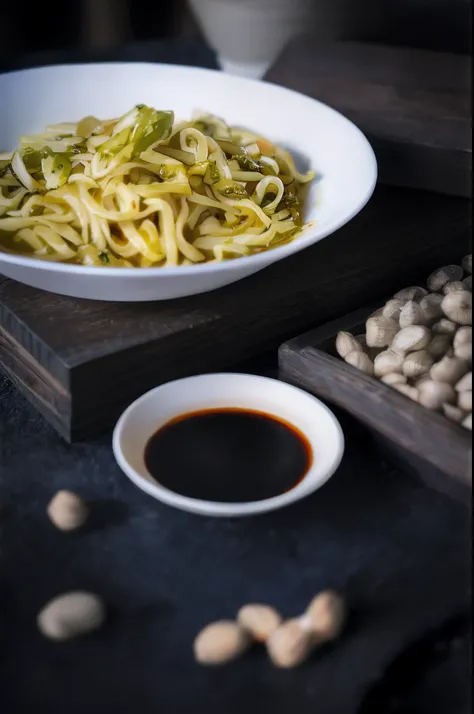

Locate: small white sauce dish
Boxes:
[112,373,345,517]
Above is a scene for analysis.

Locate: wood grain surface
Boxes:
[0,186,471,440]
[266,40,471,197]
[279,305,472,501]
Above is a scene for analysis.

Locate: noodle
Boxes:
[0,106,315,267]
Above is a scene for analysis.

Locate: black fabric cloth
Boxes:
[0,40,471,714]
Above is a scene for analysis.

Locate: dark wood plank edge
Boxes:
[278,308,472,489]
[266,39,472,198]
[371,140,472,199]
[266,40,472,150]
[0,325,71,439]
[0,294,70,387]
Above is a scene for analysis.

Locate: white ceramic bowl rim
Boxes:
[112,373,345,517]
[0,62,377,278]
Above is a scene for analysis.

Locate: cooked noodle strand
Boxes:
[0,106,314,266]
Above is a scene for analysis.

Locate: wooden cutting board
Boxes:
[0,186,470,441]
[266,40,471,198]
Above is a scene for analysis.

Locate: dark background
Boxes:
[0,0,471,63]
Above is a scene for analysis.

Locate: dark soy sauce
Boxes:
[144,408,313,503]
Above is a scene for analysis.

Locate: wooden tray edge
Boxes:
[278,307,472,493]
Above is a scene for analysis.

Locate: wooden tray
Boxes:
[0,186,470,442]
[266,40,471,198]
[279,305,472,502]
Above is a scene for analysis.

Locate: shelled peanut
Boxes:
[37,591,106,640]
[266,590,346,669]
[193,591,346,668]
[336,257,472,431]
[47,490,89,531]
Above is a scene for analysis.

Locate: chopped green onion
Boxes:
[204,161,220,185]
[22,147,53,172]
[41,154,72,189]
[158,164,188,184]
[216,140,246,156]
[278,184,303,226]
[232,154,263,172]
[132,109,174,157]
[0,187,28,216]
[11,152,42,192]
[98,128,132,156]
[188,161,208,177]
[111,106,141,136]
[214,179,248,198]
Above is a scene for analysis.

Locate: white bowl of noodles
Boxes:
[0,63,377,302]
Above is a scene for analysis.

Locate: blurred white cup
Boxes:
[189,0,349,79]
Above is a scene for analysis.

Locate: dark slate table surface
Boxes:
[0,41,471,714]
[0,368,471,714]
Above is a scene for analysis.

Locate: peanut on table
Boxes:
[193,590,346,668]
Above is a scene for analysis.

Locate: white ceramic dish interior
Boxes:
[113,373,345,517]
[0,63,377,301]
